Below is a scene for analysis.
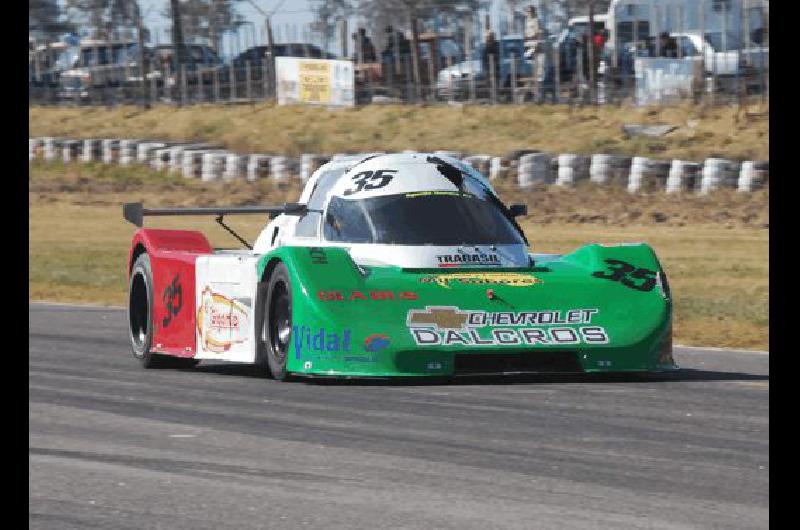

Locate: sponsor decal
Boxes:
[292,325,351,359]
[407,307,469,329]
[407,306,609,346]
[343,169,397,196]
[317,290,418,301]
[419,272,543,289]
[162,273,183,328]
[364,334,391,352]
[592,259,657,292]
[309,247,328,265]
[196,287,250,353]
[436,252,500,268]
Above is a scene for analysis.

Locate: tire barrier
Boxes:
[627,156,651,193]
[182,150,208,179]
[118,139,138,166]
[223,153,246,180]
[737,161,769,192]
[489,156,505,180]
[29,138,42,161]
[556,154,579,186]
[201,151,227,181]
[300,154,331,182]
[462,155,492,177]
[102,139,119,164]
[700,158,738,194]
[43,137,58,161]
[589,154,614,184]
[62,140,81,163]
[136,142,166,165]
[168,146,189,174]
[270,155,293,180]
[29,137,768,194]
[81,139,102,163]
[517,152,552,188]
[666,161,702,193]
[247,154,272,181]
[151,147,171,171]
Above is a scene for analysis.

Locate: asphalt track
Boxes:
[29,303,769,529]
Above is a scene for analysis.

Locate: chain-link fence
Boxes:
[29,1,769,108]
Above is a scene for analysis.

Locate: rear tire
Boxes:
[128,253,196,369]
[262,262,294,381]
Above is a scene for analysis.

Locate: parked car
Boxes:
[29,42,73,89]
[149,44,225,87]
[57,41,148,100]
[436,36,553,100]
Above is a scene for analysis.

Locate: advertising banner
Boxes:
[635,57,701,105]
[276,57,354,107]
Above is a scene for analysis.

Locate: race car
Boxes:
[124,152,676,379]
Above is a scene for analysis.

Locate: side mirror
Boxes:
[509,204,528,217]
[282,202,307,216]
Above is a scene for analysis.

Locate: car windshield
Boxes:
[323,191,525,246]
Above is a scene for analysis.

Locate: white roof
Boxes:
[328,153,495,200]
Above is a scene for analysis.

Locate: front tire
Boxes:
[262,262,294,381]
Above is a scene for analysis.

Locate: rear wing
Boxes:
[122,202,307,227]
[122,202,308,249]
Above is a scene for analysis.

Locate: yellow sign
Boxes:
[419,272,543,289]
[298,60,331,104]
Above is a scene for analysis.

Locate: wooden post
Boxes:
[246,61,252,101]
[169,0,185,107]
[410,11,423,101]
[588,1,597,104]
[489,53,497,104]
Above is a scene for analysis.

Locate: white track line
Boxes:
[675,345,769,355]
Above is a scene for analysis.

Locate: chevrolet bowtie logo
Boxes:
[407,306,468,330]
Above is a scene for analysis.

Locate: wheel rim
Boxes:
[267,281,291,364]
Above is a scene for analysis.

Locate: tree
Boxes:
[311,0,353,54]
[355,0,485,51]
[161,0,243,51]
[64,0,141,40]
[30,0,75,41]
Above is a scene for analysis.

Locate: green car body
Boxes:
[256,242,675,378]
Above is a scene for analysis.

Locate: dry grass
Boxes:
[29,160,768,350]
[29,102,768,161]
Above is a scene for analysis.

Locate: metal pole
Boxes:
[554,41,561,104]
[510,52,517,103]
[246,61,252,101]
[427,55,435,102]
[170,0,186,107]
[410,11,423,101]
[230,61,236,101]
[762,0,768,102]
[214,65,220,101]
[588,0,597,104]
[181,63,188,104]
[489,53,497,104]
[262,55,268,99]
[447,55,454,103]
